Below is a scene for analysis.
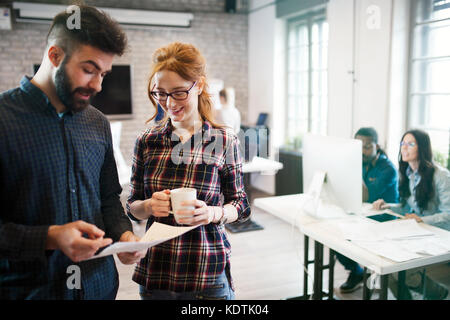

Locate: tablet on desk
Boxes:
[367,213,400,223]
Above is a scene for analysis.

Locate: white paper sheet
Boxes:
[395,236,450,256]
[374,219,435,240]
[331,217,382,241]
[323,216,450,262]
[352,240,424,263]
[87,222,197,260]
[332,217,435,242]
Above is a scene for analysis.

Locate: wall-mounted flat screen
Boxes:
[33,64,133,119]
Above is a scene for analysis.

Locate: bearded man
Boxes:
[0,4,145,299]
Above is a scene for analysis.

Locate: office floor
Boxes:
[116,188,450,300]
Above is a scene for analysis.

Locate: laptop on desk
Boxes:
[256,113,268,126]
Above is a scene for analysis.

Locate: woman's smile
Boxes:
[169,106,184,117]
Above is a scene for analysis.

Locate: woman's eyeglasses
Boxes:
[400,141,417,148]
[150,81,197,102]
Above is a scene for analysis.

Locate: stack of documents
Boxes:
[329,218,450,262]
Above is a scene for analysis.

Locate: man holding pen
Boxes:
[0,5,144,299]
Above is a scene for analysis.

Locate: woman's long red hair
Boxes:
[146,42,222,128]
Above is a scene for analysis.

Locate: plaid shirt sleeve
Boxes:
[126,133,146,221]
[221,133,251,223]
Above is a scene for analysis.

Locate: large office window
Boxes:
[409,0,450,166]
[285,10,328,144]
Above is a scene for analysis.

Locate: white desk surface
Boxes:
[254,193,450,275]
[242,156,283,174]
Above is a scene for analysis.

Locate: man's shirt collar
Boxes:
[20,76,72,117]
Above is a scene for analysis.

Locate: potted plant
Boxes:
[433,149,449,169]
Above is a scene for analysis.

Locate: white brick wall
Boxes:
[0,1,248,166]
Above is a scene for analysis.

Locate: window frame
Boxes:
[406,0,450,164]
[284,8,328,144]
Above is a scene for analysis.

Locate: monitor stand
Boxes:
[314,201,348,219]
[303,171,348,219]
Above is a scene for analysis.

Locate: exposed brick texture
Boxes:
[0,0,248,165]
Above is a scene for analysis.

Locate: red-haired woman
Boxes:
[127,42,251,300]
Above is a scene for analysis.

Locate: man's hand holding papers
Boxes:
[88,223,197,261]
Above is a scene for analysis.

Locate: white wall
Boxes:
[248,0,278,194]
[328,0,410,160]
[353,0,393,146]
[386,0,411,162]
[247,0,410,194]
[248,0,276,125]
[327,0,356,139]
[328,0,396,144]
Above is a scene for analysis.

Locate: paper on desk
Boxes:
[395,235,450,256]
[331,218,382,241]
[332,218,447,261]
[87,222,197,260]
[376,219,435,240]
[352,240,423,262]
[333,218,435,241]
[354,236,450,261]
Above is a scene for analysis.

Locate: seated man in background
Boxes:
[337,127,399,294]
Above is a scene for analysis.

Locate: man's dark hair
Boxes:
[46,4,127,57]
[354,127,378,144]
[219,89,227,102]
[355,127,387,156]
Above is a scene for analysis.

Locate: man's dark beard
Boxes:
[363,152,379,165]
[54,60,96,113]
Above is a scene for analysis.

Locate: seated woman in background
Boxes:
[373,129,450,299]
[373,129,450,228]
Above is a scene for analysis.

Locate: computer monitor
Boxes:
[33,64,133,119]
[302,134,362,216]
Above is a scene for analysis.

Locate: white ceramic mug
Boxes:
[170,188,197,224]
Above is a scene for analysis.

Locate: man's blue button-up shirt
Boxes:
[364,153,399,204]
[0,76,132,299]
